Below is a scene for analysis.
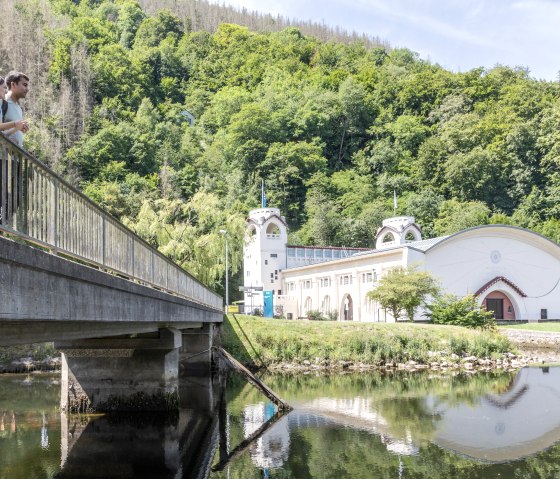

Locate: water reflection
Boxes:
[216,368,560,478]
[3,368,560,479]
[432,366,560,462]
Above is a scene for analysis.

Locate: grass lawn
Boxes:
[222,314,512,366]
[499,322,560,332]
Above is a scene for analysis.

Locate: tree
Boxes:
[367,266,440,321]
[434,200,490,236]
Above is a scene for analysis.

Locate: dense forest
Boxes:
[2,0,560,299]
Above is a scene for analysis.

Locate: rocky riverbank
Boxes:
[263,328,560,373]
[0,343,60,373]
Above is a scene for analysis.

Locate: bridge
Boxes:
[0,135,224,411]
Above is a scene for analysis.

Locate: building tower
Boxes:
[243,207,288,313]
[375,216,422,249]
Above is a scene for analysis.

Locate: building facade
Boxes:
[243,207,560,321]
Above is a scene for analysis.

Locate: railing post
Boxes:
[50,177,58,253]
[131,237,135,279]
[102,215,106,266]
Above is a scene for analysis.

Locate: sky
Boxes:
[216,0,560,81]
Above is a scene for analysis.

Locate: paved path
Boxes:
[502,328,560,363]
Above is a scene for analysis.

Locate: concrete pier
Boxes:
[57,328,182,412]
[180,323,217,374]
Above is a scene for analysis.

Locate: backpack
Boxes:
[1,100,7,121]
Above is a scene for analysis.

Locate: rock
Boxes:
[303,360,311,366]
[464,362,474,369]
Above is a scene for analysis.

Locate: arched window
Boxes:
[304,297,313,315]
[322,295,331,313]
[382,233,395,243]
[405,231,417,242]
[247,225,257,239]
[266,222,281,237]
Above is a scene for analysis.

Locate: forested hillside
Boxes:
[2,0,560,298]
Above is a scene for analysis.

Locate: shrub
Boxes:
[326,310,338,321]
[428,294,495,330]
[306,309,326,321]
[253,308,263,317]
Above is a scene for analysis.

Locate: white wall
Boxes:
[424,227,560,320]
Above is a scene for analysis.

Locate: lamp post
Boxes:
[219,229,229,312]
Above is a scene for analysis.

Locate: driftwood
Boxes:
[214,347,291,411]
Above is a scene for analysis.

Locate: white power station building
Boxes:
[243,207,560,322]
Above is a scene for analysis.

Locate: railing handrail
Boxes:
[0,134,222,311]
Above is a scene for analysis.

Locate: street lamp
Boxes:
[219,229,229,312]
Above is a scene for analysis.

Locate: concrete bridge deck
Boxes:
[0,235,222,345]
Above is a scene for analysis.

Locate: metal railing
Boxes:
[0,134,222,311]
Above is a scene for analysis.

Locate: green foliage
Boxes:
[428,294,495,330]
[221,315,513,366]
[368,266,440,321]
[306,309,332,321]
[11,0,560,294]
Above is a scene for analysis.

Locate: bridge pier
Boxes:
[56,328,182,412]
[179,323,218,374]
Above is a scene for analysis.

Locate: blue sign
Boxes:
[263,290,274,318]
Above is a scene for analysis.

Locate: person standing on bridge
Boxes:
[2,71,30,147]
[0,75,28,139]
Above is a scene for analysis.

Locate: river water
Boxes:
[1,367,560,478]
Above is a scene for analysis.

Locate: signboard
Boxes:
[263,290,274,318]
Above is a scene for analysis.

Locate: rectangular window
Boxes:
[270,253,278,258]
[324,249,332,259]
[297,248,305,258]
[271,273,274,278]
[315,249,323,258]
[278,290,282,295]
[333,250,340,259]
[541,309,548,320]
[306,249,313,258]
[265,260,268,265]
[288,249,295,257]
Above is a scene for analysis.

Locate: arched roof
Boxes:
[475,276,527,298]
[424,224,560,259]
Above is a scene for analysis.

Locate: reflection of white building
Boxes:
[432,367,560,462]
[244,206,560,321]
[243,403,290,469]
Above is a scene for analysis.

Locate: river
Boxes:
[1,367,560,478]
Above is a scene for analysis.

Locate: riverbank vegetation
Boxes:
[222,314,513,368]
[4,0,560,300]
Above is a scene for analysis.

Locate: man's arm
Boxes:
[0,119,28,137]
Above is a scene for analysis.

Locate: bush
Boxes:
[253,308,263,317]
[306,309,326,321]
[326,310,338,321]
[428,294,495,329]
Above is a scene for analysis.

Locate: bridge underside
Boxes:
[0,236,223,411]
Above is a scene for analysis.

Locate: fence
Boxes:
[0,134,222,311]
